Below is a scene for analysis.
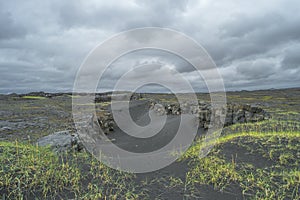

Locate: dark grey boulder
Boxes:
[37,130,83,153]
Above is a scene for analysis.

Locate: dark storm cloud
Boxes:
[0,0,299,93]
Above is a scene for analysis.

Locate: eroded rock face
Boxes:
[150,101,270,129]
[95,112,115,134]
[225,103,270,126]
[37,112,116,153]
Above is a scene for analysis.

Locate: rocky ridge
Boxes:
[150,101,270,129]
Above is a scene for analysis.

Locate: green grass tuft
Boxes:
[180,130,300,199]
[0,141,144,199]
[22,96,46,100]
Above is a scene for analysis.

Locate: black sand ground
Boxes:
[97,100,243,199]
[0,87,299,199]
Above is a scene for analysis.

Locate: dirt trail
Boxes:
[105,100,242,199]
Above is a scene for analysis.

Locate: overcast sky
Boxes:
[1,0,300,93]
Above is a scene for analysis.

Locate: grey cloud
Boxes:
[0,9,27,40]
[57,0,187,30]
[209,9,300,66]
[97,49,196,91]
[0,0,300,93]
[236,59,277,79]
[220,13,284,39]
[281,44,300,69]
[221,63,300,91]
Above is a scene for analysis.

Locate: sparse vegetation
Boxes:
[0,88,299,199]
[0,141,144,199]
[179,130,300,199]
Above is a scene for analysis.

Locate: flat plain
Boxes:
[0,88,299,199]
